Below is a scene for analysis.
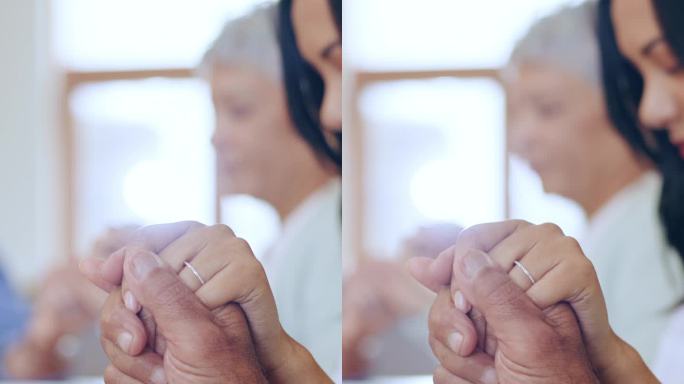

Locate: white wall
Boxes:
[0,0,63,291]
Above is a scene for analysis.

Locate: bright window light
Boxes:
[52,0,275,69]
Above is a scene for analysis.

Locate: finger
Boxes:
[505,236,567,292]
[80,254,123,293]
[177,235,245,292]
[434,365,477,384]
[487,222,564,272]
[104,365,146,384]
[430,341,497,384]
[453,248,545,340]
[122,248,217,344]
[407,251,454,293]
[454,220,532,254]
[101,342,165,384]
[428,289,477,357]
[92,221,207,290]
[128,221,207,254]
[100,289,148,356]
[195,250,282,343]
[193,237,269,306]
[527,256,609,341]
[448,220,531,299]
[159,224,235,273]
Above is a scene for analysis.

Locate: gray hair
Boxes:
[198,2,281,80]
[505,1,600,87]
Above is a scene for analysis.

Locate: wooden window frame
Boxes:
[346,68,509,264]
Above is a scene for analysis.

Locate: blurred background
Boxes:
[0,0,280,291]
[342,0,588,380]
[344,0,586,267]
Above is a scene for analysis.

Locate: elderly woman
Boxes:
[504,1,683,364]
[81,0,343,383]
[417,0,684,382]
[199,4,340,378]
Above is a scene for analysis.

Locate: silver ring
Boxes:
[513,260,535,284]
[183,261,205,285]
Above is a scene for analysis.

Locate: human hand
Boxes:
[409,220,655,384]
[83,222,330,383]
[99,248,267,384]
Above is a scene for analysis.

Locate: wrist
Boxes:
[266,332,331,384]
[594,332,657,384]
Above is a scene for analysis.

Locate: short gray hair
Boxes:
[198,2,281,80]
[505,1,600,87]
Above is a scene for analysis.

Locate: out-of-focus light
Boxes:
[410,160,461,222]
[220,195,281,259]
[123,160,199,224]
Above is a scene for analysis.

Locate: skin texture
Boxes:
[409,220,657,384]
[506,63,648,216]
[82,222,331,384]
[612,0,684,158]
[210,64,334,219]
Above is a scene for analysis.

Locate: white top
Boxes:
[654,305,684,383]
[580,171,684,365]
[260,179,342,382]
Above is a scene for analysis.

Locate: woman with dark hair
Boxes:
[418,0,684,382]
[279,0,342,168]
[598,0,684,380]
[599,0,684,265]
[84,0,344,383]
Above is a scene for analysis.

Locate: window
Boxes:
[346,0,585,264]
[53,0,278,256]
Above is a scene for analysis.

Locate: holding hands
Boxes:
[81,221,330,384]
[409,220,657,384]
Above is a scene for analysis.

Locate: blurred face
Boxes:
[292,0,342,133]
[613,0,684,158]
[507,63,623,198]
[210,65,317,198]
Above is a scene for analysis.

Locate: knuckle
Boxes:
[538,222,563,236]
[208,224,236,238]
[184,220,206,230]
[230,237,255,256]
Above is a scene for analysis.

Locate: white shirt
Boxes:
[260,179,342,382]
[580,171,684,365]
[654,306,684,383]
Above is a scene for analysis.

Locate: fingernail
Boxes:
[462,249,491,279]
[150,367,166,384]
[130,251,161,280]
[481,367,497,384]
[117,332,132,354]
[447,332,463,354]
[124,290,141,313]
[453,291,469,312]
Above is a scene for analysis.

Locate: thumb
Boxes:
[406,246,455,292]
[453,248,543,338]
[122,247,216,344]
[79,251,124,293]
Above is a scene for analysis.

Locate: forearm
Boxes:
[595,336,658,384]
[267,335,332,384]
